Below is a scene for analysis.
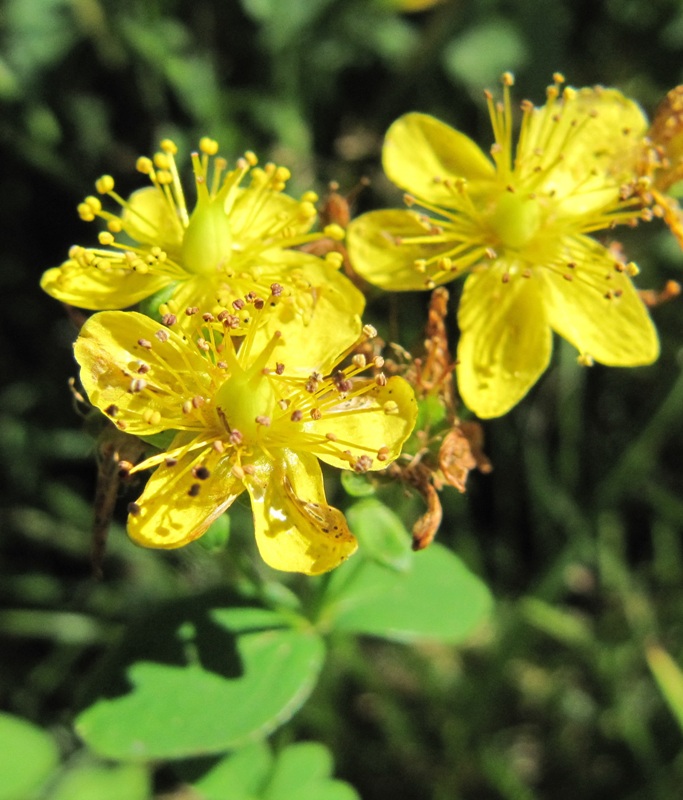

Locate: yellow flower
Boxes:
[347,74,659,418]
[41,137,363,327]
[74,304,417,575]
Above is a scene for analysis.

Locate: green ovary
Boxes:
[488,192,541,249]
[182,197,233,275]
[216,368,276,441]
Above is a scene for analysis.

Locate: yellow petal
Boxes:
[383,113,495,205]
[244,451,357,575]
[40,262,170,310]
[122,186,185,254]
[248,254,366,375]
[523,88,648,217]
[75,311,215,434]
[128,433,243,548]
[230,188,314,241]
[540,238,659,366]
[304,376,417,471]
[347,210,454,291]
[457,268,552,418]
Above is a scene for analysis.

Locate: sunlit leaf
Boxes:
[192,741,359,800]
[0,713,58,800]
[318,543,492,643]
[345,498,412,571]
[76,606,325,760]
[646,643,683,733]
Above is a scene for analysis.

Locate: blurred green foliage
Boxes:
[3,0,683,798]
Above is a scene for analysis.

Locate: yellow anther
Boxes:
[77,203,95,221]
[154,153,170,170]
[95,175,115,194]
[274,166,291,183]
[107,219,123,233]
[85,196,102,213]
[136,156,153,174]
[362,324,378,338]
[301,191,318,203]
[161,138,178,154]
[249,167,267,187]
[323,223,345,241]
[98,231,115,246]
[578,353,594,367]
[199,137,219,155]
[627,262,640,276]
[563,87,577,101]
[143,409,162,425]
[502,71,515,87]
[299,201,317,219]
[324,252,344,269]
[553,72,565,85]
[156,170,173,185]
[244,150,258,166]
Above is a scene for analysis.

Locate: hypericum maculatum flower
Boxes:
[347,74,659,418]
[42,137,364,327]
[74,302,417,575]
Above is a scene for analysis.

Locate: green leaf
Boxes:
[193,741,273,800]
[197,514,231,553]
[48,763,150,800]
[192,741,359,800]
[263,742,359,800]
[443,20,528,90]
[76,605,325,760]
[345,498,412,571]
[646,643,683,733]
[0,713,59,800]
[340,471,376,498]
[240,0,336,49]
[319,543,492,643]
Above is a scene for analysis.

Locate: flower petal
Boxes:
[249,255,366,375]
[347,210,454,291]
[122,186,185,254]
[303,376,418,471]
[523,88,648,217]
[383,113,495,205]
[230,188,314,241]
[128,433,243,548]
[75,311,215,434]
[456,268,552,418]
[244,451,357,575]
[40,262,170,310]
[539,237,659,365]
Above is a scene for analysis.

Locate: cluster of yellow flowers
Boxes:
[41,75,683,573]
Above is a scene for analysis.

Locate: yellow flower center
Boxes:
[488,191,541,249]
[181,196,233,275]
[216,367,276,441]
